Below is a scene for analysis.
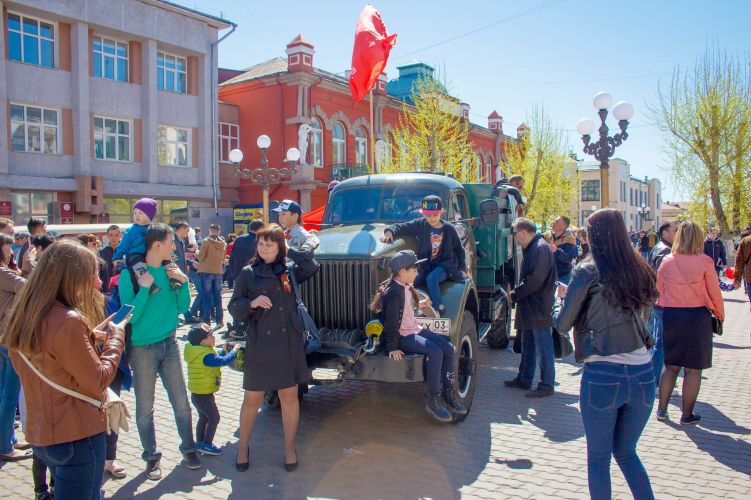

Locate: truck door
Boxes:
[448,191,475,280]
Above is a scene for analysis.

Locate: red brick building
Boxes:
[217,35,522,212]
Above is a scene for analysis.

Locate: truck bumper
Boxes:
[344,353,426,383]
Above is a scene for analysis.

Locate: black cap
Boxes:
[188,325,211,346]
[389,250,427,273]
[420,195,443,214]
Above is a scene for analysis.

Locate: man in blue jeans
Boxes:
[119,223,201,480]
[197,224,227,327]
[648,221,677,381]
[504,218,558,397]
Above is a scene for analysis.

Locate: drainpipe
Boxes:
[210,23,237,216]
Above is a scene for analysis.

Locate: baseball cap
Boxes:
[187,324,212,346]
[389,250,427,273]
[13,231,30,240]
[420,195,443,215]
[273,199,302,215]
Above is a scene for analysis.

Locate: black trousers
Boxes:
[191,393,220,445]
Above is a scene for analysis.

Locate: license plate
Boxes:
[416,318,451,335]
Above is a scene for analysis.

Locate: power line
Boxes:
[394,0,567,60]
[234,0,286,44]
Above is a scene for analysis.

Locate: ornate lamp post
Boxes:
[229,135,301,225]
[638,203,651,228]
[577,92,634,207]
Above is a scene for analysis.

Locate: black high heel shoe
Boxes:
[236,448,250,472]
[284,450,298,472]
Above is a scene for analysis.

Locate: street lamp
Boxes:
[229,136,301,225]
[577,92,634,208]
[638,203,650,228]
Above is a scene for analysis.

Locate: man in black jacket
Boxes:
[703,228,727,276]
[381,195,466,315]
[505,218,558,398]
[229,219,264,280]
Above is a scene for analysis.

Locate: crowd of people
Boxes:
[0,181,749,500]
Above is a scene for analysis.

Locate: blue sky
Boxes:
[179,0,750,201]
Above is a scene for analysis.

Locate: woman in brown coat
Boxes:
[1,240,128,500]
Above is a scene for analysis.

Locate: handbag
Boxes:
[286,261,322,354]
[674,258,724,336]
[18,353,130,435]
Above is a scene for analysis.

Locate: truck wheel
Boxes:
[486,285,511,349]
[454,310,477,423]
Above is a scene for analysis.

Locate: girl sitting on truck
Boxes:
[370,250,467,423]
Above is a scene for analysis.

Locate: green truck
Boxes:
[295,172,520,419]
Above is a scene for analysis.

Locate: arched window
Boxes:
[355,127,367,165]
[332,122,346,165]
[309,117,324,167]
[487,155,494,183]
[476,153,484,182]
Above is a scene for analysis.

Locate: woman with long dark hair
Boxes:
[554,209,658,500]
[228,224,317,472]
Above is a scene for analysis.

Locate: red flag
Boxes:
[348,5,397,102]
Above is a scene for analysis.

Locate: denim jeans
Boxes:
[0,346,20,454]
[648,307,664,382]
[580,362,656,500]
[416,267,448,310]
[517,327,555,391]
[129,335,195,461]
[191,393,220,445]
[33,432,106,500]
[200,273,224,323]
[398,330,455,396]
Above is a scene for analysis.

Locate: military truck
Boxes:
[295,172,520,419]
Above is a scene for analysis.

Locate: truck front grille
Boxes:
[301,260,374,330]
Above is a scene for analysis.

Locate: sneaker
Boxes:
[229,330,247,340]
[504,378,532,390]
[680,413,702,425]
[186,316,202,324]
[145,459,162,480]
[35,492,53,500]
[525,388,555,398]
[425,394,453,423]
[197,442,223,456]
[443,388,468,416]
[182,451,202,469]
[656,409,668,421]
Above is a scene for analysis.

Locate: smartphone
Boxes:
[111,304,135,325]
[555,281,569,288]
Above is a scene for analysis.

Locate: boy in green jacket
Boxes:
[184,324,239,455]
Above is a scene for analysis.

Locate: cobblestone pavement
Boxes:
[2,288,750,499]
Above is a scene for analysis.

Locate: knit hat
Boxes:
[133,198,158,222]
[188,324,212,346]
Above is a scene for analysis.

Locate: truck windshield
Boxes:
[324,186,443,224]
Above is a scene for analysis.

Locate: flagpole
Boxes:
[369,88,376,173]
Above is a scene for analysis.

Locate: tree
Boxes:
[503,104,577,227]
[650,46,751,235]
[381,75,479,182]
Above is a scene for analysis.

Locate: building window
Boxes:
[620,181,627,202]
[6,13,55,68]
[157,52,187,94]
[581,180,600,201]
[476,154,484,182]
[10,103,59,154]
[94,117,130,162]
[93,36,128,82]
[11,192,54,225]
[332,122,346,165]
[218,123,239,163]
[157,125,189,167]
[310,117,323,166]
[355,127,367,165]
[630,188,634,206]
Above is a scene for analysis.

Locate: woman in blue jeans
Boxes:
[2,240,127,499]
[554,209,659,500]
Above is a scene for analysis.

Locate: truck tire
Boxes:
[454,310,478,423]
[486,282,511,350]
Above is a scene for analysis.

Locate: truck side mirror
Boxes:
[479,199,499,225]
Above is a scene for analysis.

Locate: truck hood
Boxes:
[315,223,415,259]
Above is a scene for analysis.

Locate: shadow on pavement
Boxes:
[712,342,751,350]
[684,426,751,477]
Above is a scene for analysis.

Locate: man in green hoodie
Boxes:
[119,223,200,480]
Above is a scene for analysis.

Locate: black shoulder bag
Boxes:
[286,261,322,354]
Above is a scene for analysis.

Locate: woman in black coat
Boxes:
[228,224,316,472]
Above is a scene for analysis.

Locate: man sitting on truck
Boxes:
[380,195,467,316]
[492,175,525,216]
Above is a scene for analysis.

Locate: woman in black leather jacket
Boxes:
[553,209,658,500]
